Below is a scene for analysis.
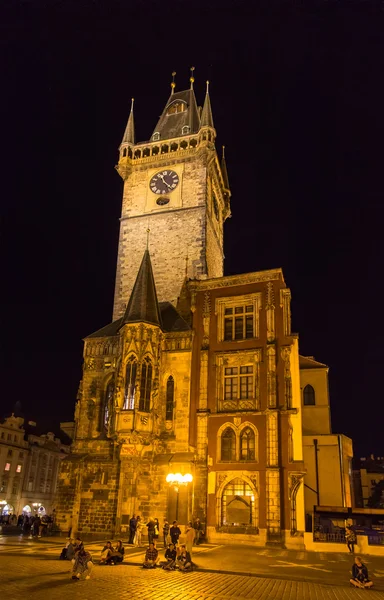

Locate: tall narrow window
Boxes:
[240,428,255,460]
[166,376,174,421]
[224,305,254,341]
[139,358,152,412]
[104,380,114,429]
[221,427,236,461]
[303,384,315,406]
[124,357,137,410]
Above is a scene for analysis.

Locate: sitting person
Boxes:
[60,538,75,561]
[72,539,93,580]
[177,544,192,572]
[161,543,177,570]
[143,542,159,568]
[111,540,125,564]
[350,556,373,589]
[100,540,114,565]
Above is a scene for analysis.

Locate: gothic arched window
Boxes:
[221,427,236,461]
[139,357,152,412]
[240,427,255,460]
[303,384,316,406]
[221,478,258,527]
[104,380,114,430]
[166,376,174,421]
[124,357,137,410]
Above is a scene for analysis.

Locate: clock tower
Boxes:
[113,75,231,320]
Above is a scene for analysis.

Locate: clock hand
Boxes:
[158,173,172,190]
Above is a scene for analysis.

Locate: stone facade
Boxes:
[55,82,351,547]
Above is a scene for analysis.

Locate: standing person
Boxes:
[193,518,203,545]
[129,514,137,545]
[346,526,357,553]
[163,519,170,547]
[146,518,156,545]
[170,521,181,546]
[153,518,160,543]
[134,516,143,547]
[185,522,195,556]
[350,556,373,588]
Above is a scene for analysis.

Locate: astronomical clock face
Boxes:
[149,170,179,195]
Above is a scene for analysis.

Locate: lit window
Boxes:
[4,463,10,471]
[167,101,186,115]
[224,366,253,401]
[165,376,174,421]
[16,464,22,473]
[104,380,114,430]
[216,294,261,343]
[221,478,257,527]
[240,428,255,460]
[124,356,137,410]
[139,358,152,412]
[221,427,236,461]
[303,384,316,406]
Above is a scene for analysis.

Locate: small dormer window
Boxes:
[167,101,186,115]
[152,132,160,141]
[182,125,190,135]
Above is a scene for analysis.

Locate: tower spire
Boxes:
[190,66,195,89]
[121,249,162,328]
[171,71,176,95]
[200,80,214,129]
[121,98,135,145]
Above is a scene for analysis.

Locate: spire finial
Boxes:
[171,71,176,94]
[222,145,225,159]
[146,227,150,249]
[206,80,210,94]
[190,66,195,89]
[130,98,134,112]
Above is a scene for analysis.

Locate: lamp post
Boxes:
[166,473,193,522]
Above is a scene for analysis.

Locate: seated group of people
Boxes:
[143,542,192,572]
[100,540,125,565]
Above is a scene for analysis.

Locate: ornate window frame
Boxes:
[216,350,261,412]
[216,421,259,462]
[215,471,260,529]
[215,293,262,343]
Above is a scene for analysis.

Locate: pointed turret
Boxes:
[200,81,214,129]
[221,145,230,192]
[121,98,135,145]
[121,249,162,328]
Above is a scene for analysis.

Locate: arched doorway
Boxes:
[22,505,32,515]
[1,503,14,515]
[220,478,258,529]
[37,505,46,516]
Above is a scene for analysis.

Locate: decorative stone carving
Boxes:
[280,288,292,336]
[281,346,292,408]
[288,472,304,500]
[233,417,241,428]
[86,357,95,370]
[87,400,96,420]
[216,473,228,489]
[202,291,211,349]
[266,345,276,409]
[265,282,275,342]
[189,269,282,294]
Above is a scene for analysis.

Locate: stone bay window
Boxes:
[216,350,261,412]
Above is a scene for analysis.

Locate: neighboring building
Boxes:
[54,76,353,548]
[353,455,384,508]
[299,356,353,518]
[0,415,70,517]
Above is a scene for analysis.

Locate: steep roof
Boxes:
[151,89,200,141]
[299,355,328,369]
[122,249,162,327]
[200,83,214,129]
[121,98,135,145]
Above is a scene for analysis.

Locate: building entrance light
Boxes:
[166,472,193,521]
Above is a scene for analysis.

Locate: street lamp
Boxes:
[166,473,193,521]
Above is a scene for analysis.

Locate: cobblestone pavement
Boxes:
[1,547,384,600]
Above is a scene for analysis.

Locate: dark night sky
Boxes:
[2,1,383,456]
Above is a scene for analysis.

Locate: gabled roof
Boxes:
[122,249,162,327]
[86,303,190,339]
[151,89,200,141]
[299,355,328,369]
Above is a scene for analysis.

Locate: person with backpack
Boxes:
[346,526,357,553]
